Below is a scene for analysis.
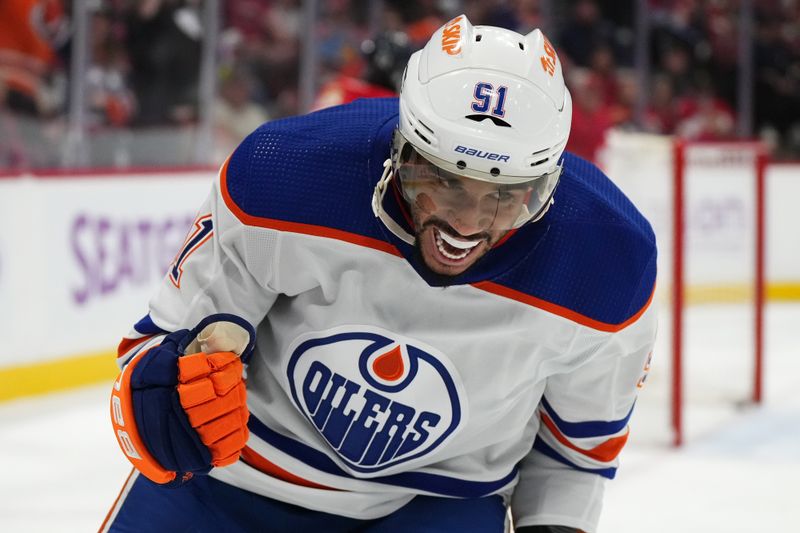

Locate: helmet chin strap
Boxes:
[372,158,417,245]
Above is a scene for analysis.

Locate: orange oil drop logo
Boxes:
[372,345,405,381]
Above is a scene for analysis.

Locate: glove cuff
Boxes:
[110,349,178,484]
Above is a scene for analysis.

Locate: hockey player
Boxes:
[104,15,656,533]
[311,30,412,111]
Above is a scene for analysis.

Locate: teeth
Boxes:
[434,228,478,260]
[438,230,481,249]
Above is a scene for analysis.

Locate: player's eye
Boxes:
[488,189,515,202]
[436,175,464,190]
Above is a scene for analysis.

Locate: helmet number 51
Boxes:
[471,83,508,118]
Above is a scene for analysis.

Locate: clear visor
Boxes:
[394,142,561,233]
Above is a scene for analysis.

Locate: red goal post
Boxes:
[598,131,767,447]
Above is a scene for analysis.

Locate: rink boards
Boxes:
[0,164,798,400]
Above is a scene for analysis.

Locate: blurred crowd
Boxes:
[560,0,800,161]
[1,0,799,169]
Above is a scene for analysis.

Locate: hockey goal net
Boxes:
[598,131,766,447]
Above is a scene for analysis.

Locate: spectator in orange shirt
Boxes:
[0,0,66,115]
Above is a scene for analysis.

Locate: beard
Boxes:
[412,217,494,285]
[411,242,458,287]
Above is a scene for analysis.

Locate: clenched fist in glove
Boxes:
[110,316,254,486]
[177,351,248,467]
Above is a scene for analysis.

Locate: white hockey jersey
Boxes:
[117,98,657,533]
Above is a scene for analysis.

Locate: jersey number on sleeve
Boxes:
[170,214,214,288]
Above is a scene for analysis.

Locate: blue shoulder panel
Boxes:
[487,152,657,326]
[224,98,398,241]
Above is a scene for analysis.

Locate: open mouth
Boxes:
[431,227,484,263]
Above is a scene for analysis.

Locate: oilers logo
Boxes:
[286,327,466,475]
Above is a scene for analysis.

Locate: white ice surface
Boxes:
[0,386,131,532]
[0,304,798,532]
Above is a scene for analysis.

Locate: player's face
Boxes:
[402,168,531,277]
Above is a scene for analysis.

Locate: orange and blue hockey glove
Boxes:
[110,316,254,486]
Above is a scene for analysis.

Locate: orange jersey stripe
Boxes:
[472,281,655,333]
[218,157,402,258]
[98,468,137,533]
[117,335,155,359]
[240,446,339,491]
[541,413,629,463]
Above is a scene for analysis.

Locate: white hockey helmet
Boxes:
[374,15,572,243]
